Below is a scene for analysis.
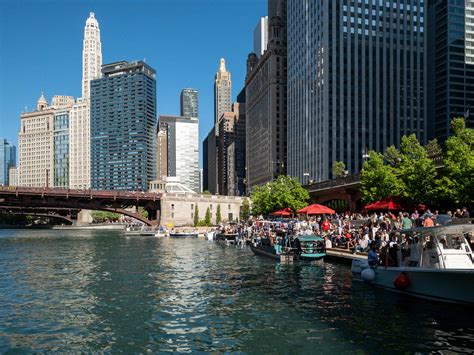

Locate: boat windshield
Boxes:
[399,225,474,269]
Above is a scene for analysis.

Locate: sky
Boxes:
[0,0,267,164]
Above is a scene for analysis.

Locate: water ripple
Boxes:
[0,230,473,353]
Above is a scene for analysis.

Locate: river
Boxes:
[0,229,473,353]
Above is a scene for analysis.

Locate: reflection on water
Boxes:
[0,230,473,353]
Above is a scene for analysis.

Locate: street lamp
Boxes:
[303,172,310,185]
[362,147,370,162]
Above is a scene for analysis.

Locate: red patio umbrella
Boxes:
[363,197,404,211]
[271,207,292,217]
[297,204,336,215]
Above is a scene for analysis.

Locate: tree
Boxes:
[398,134,437,205]
[240,198,251,221]
[384,145,402,168]
[202,190,211,195]
[425,138,443,157]
[193,205,199,227]
[250,175,309,216]
[216,204,222,224]
[331,161,346,178]
[91,210,120,223]
[360,151,404,203]
[439,117,474,207]
[204,207,211,226]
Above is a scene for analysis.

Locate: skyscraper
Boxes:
[70,12,102,189]
[428,0,474,142]
[253,16,268,57]
[53,110,70,187]
[0,139,16,186]
[203,127,217,194]
[82,12,102,99]
[180,88,199,118]
[287,0,427,182]
[90,61,157,191]
[214,58,232,130]
[18,94,54,187]
[158,115,200,193]
[246,1,287,190]
[156,123,168,180]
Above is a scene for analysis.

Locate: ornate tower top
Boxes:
[37,92,48,111]
[219,58,226,72]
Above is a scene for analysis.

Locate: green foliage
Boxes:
[204,207,211,226]
[216,204,222,225]
[360,151,404,204]
[425,138,443,157]
[384,145,402,168]
[439,117,474,207]
[240,198,251,221]
[398,134,437,205]
[361,119,474,209]
[91,210,121,223]
[197,220,208,227]
[331,161,346,178]
[250,175,309,216]
[193,205,199,227]
[202,190,211,195]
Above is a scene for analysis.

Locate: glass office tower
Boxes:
[287,0,427,182]
[53,111,69,187]
[428,0,474,142]
[90,61,157,191]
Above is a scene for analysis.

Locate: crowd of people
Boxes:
[240,207,472,262]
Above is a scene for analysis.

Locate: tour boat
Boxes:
[250,234,326,262]
[351,224,474,304]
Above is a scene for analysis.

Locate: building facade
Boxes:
[246,6,287,190]
[53,110,70,187]
[70,12,102,189]
[180,88,199,118]
[287,0,427,183]
[160,193,243,227]
[18,94,55,187]
[254,16,268,57]
[428,0,474,142]
[214,58,232,131]
[8,167,18,186]
[0,139,16,186]
[202,127,217,194]
[90,61,157,191]
[158,115,200,193]
[156,122,168,180]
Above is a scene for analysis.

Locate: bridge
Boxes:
[0,187,162,226]
[306,174,362,212]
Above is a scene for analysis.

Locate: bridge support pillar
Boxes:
[77,209,93,225]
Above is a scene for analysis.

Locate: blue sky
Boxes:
[0,0,267,164]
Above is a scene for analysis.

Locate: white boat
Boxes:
[155,231,169,238]
[351,224,474,304]
[205,230,216,241]
[169,230,198,238]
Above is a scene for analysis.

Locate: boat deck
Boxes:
[325,248,367,264]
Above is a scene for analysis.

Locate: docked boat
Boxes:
[169,229,198,238]
[205,230,217,241]
[216,232,239,245]
[250,234,326,262]
[351,224,474,304]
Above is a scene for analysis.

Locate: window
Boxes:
[191,204,194,210]
[171,204,174,210]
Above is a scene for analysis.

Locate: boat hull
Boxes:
[353,264,474,304]
[169,233,198,238]
[216,233,238,245]
[250,245,280,261]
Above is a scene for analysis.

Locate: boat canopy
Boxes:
[297,235,324,243]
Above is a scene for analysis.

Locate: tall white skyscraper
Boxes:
[253,16,268,58]
[82,12,102,99]
[214,58,232,130]
[70,12,102,189]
